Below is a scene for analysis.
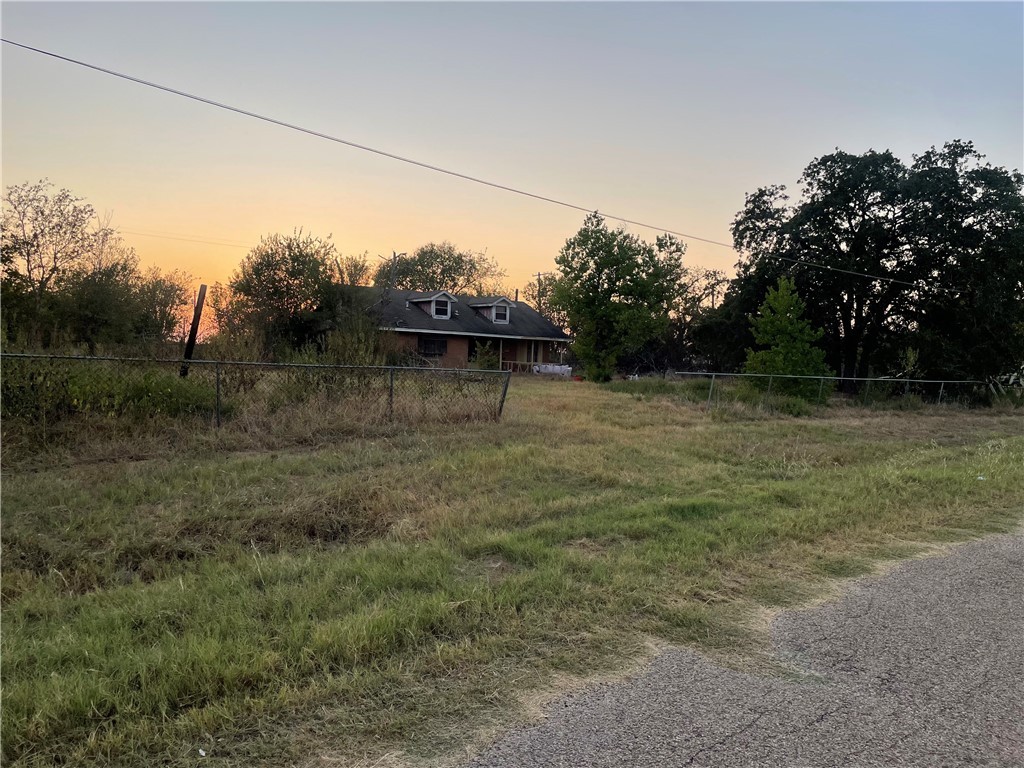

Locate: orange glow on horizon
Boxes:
[120,217,740,297]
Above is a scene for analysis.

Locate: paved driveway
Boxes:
[467,531,1024,767]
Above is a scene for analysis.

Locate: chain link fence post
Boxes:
[497,370,511,419]
[388,367,395,421]
[215,362,221,428]
[706,374,716,409]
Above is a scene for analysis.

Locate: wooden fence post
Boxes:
[179,284,207,378]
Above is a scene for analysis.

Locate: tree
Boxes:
[337,252,373,286]
[744,278,832,398]
[225,229,339,351]
[372,242,507,294]
[1,180,191,351]
[2,180,116,339]
[523,272,567,329]
[897,143,1024,380]
[133,268,192,343]
[729,141,1024,381]
[551,213,685,380]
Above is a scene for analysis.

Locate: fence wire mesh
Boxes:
[1,354,511,442]
[666,370,990,410]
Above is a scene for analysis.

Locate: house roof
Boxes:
[363,288,570,341]
[407,291,458,303]
[468,296,515,307]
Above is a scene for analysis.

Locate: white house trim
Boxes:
[382,327,568,342]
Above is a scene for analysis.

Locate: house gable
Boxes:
[469,297,515,324]
[407,291,459,320]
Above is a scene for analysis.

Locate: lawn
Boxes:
[2,377,1022,767]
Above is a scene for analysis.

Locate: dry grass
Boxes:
[2,378,1022,767]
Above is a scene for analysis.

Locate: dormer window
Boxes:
[432,298,450,319]
[494,305,509,324]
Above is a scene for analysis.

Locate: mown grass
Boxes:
[2,378,1023,767]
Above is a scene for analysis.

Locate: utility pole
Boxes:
[390,250,401,287]
[534,271,554,310]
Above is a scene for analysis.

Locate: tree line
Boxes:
[1,180,191,354]
[1,180,508,361]
[4,139,1022,383]
[546,140,1024,385]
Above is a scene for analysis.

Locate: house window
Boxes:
[432,299,450,319]
[418,336,447,358]
[494,305,509,323]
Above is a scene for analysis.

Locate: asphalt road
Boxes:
[467,530,1024,768]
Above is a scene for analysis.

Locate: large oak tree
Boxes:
[727,141,1024,380]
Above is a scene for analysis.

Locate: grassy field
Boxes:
[2,377,1022,767]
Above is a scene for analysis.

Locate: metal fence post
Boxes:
[938,381,945,405]
[706,374,716,409]
[818,377,825,404]
[388,367,395,421]
[497,370,511,420]
[863,379,871,405]
[766,375,773,408]
[215,362,221,428]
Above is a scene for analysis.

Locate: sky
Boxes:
[2,1,1022,295]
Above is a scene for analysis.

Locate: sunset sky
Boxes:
[3,2,1022,295]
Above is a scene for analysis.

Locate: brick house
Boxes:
[374,290,570,370]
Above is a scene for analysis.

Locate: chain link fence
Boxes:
[1,354,511,443]
[666,371,990,410]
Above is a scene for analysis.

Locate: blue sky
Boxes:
[3,2,1022,290]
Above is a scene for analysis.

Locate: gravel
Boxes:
[466,530,1024,767]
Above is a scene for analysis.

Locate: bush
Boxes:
[469,341,501,371]
[744,279,833,400]
[1,361,217,424]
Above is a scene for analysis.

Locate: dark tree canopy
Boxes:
[220,229,339,351]
[372,242,507,295]
[214,230,386,360]
[523,272,567,330]
[336,253,373,286]
[551,213,685,380]
[2,180,105,311]
[726,141,1024,381]
[1,180,190,351]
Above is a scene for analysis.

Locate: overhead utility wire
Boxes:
[120,229,251,248]
[2,38,929,291]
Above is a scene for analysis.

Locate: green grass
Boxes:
[2,378,1023,766]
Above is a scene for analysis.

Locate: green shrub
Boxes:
[1,361,217,424]
[744,279,833,400]
[469,342,501,371]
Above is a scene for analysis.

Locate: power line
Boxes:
[769,252,921,289]
[0,37,732,247]
[2,37,936,292]
[120,229,251,248]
